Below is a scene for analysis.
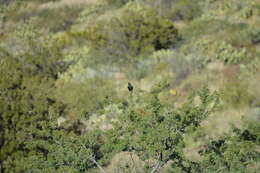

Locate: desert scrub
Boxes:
[152,49,205,83]
[167,0,203,21]
[51,31,72,49]
[55,77,118,121]
[200,120,260,173]
[248,26,260,45]
[142,0,203,21]
[240,55,260,77]
[192,38,248,64]
[76,4,107,25]
[220,79,254,108]
[34,5,83,32]
[76,2,180,58]
[105,84,220,172]
[84,104,123,131]
[200,0,256,23]
[56,47,92,84]
[57,47,124,84]
[105,0,132,7]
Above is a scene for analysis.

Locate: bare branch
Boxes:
[89,155,107,173]
[150,152,163,173]
[150,160,161,173]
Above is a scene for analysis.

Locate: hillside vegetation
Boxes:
[0,0,260,172]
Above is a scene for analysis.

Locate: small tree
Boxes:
[81,3,180,59]
[0,23,68,172]
[104,83,219,172]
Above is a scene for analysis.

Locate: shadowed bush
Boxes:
[76,3,180,59]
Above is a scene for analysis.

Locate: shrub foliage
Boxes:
[77,3,180,58]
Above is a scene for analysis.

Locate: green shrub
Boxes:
[0,28,68,172]
[181,18,233,41]
[1,0,260,172]
[17,129,104,172]
[143,0,203,20]
[105,0,132,7]
[19,0,60,3]
[226,24,257,47]
[200,121,260,173]
[78,3,180,58]
[34,6,83,32]
[105,84,220,172]
[242,57,260,75]
[200,0,255,23]
[193,38,248,64]
[249,27,260,45]
[150,49,206,85]
[76,4,107,25]
[55,77,118,121]
[2,21,68,77]
[0,21,107,172]
[167,0,203,21]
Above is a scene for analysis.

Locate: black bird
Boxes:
[127,82,133,92]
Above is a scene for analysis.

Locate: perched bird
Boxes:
[127,82,134,92]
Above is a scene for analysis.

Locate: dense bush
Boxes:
[0,21,106,172]
[104,84,220,172]
[0,29,68,172]
[77,3,180,58]
[200,121,260,173]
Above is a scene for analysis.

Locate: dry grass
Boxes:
[247,73,260,105]
[39,0,105,9]
[201,108,245,138]
[106,152,145,173]
[184,108,247,161]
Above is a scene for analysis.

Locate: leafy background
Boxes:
[0,0,260,172]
